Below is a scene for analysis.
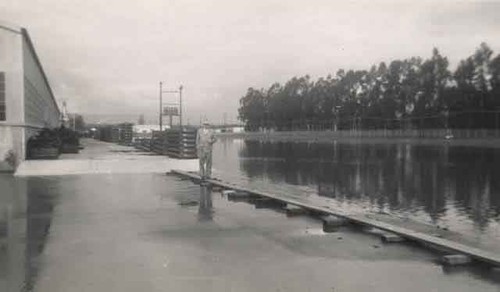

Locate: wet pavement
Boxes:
[1,139,500,291]
[1,173,500,291]
[15,139,197,176]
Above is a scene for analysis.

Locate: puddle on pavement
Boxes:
[1,173,500,291]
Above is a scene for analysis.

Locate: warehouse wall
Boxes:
[22,29,60,130]
[0,24,25,171]
[0,24,60,171]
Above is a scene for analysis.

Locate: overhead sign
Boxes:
[163,106,179,116]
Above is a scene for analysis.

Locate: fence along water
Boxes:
[240,110,500,138]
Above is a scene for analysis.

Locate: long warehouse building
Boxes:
[0,21,61,171]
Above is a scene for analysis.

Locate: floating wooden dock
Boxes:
[171,170,500,267]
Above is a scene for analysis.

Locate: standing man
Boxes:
[196,121,217,180]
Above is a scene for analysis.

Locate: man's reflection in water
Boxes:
[198,185,214,222]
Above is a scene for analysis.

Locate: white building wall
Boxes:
[0,24,25,171]
[21,29,61,162]
[0,23,60,171]
[22,30,60,129]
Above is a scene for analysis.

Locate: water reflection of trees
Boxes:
[238,141,500,228]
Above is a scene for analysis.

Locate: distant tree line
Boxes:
[68,114,86,132]
[238,43,500,131]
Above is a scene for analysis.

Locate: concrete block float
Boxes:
[321,215,348,233]
[285,204,308,217]
[221,190,235,197]
[380,232,406,243]
[254,198,287,209]
[442,254,472,266]
[224,190,253,201]
[211,185,224,192]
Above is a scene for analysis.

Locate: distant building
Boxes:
[231,126,244,133]
[133,124,162,141]
[215,126,244,133]
[118,123,134,145]
[0,22,61,171]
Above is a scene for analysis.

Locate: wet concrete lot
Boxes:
[1,173,500,291]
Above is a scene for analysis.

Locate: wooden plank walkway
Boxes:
[171,170,500,267]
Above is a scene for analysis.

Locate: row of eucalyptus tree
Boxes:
[238,43,500,131]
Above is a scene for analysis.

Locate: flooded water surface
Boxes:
[213,139,500,242]
[1,139,500,291]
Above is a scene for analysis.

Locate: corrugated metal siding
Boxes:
[22,31,60,129]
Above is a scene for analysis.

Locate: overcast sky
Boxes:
[1,0,500,124]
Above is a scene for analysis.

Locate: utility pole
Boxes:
[159,82,163,131]
[61,100,69,127]
[160,82,184,128]
[179,85,183,128]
